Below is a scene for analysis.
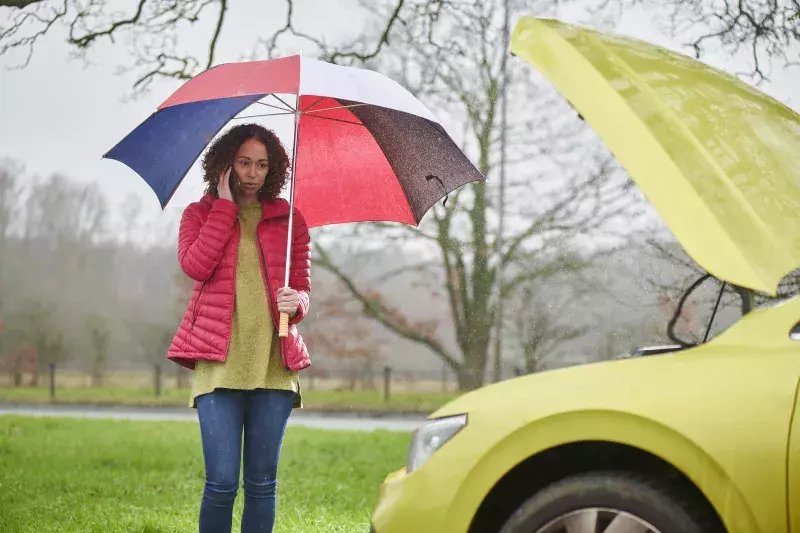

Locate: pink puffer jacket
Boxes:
[167,193,311,372]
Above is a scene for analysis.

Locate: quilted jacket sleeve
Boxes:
[289,209,311,325]
[178,199,239,282]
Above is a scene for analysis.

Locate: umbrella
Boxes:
[104,55,484,334]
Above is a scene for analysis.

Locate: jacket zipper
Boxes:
[256,220,289,370]
[232,222,239,310]
[219,222,240,360]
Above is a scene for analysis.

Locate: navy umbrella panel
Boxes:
[105,96,267,207]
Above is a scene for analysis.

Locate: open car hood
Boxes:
[511,17,800,294]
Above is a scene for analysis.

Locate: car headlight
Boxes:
[407,414,467,473]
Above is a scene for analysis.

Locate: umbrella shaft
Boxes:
[283,95,301,288]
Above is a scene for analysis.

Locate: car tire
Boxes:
[498,472,707,533]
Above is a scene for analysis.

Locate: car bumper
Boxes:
[370,463,470,533]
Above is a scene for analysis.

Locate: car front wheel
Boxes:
[499,472,707,533]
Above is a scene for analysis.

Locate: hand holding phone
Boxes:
[218,166,234,202]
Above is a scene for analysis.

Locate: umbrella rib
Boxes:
[232,96,291,113]
[233,112,295,119]
[270,93,296,112]
[303,103,371,114]
[301,96,326,113]
[301,114,365,126]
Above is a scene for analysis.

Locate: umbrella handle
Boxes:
[279,312,289,338]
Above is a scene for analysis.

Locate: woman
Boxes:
[167,123,311,533]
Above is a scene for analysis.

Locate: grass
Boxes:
[0,386,458,414]
[0,416,410,532]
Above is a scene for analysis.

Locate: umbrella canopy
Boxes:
[511,17,800,295]
[104,55,484,228]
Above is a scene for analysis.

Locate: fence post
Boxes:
[49,363,55,400]
[154,363,162,397]
[441,364,448,393]
[383,365,391,402]
[308,372,315,392]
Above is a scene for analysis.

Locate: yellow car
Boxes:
[370,17,800,533]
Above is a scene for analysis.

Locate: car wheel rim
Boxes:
[533,508,663,533]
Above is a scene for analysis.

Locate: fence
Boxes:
[0,361,465,401]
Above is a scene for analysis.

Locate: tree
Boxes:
[0,164,189,385]
[86,314,110,387]
[126,318,174,395]
[22,174,109,279]
[120,192,143,246]
[169,265,193,388]
[0,162,20,248]
[5,300,70,385]
[510,284,591,374]
[303,274,387,391]
[308,1,636,390]
[0,164,19,357]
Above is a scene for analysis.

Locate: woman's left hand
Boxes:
[277,287,300,317]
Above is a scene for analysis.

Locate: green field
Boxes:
[0,386,458,414]
[0,416,410,532]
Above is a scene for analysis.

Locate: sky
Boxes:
[1,0,798,245]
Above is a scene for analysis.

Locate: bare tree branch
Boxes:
[368,260,440,284]
[259,0,407,64]
[313,242,461,370]
[1,0,229,96]
[0,0,68,69]
[67,0,147,48]
[206,0,227,69]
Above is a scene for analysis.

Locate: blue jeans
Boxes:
[196,388,295,533]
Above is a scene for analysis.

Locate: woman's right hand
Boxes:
[218,166,234,202]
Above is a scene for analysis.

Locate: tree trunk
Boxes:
[347,364,357,391]
[362,360,376,390]
[456,363,484,391]
[91,358,105,387]
[30,355,46,386]
[153,363,162,397]
[176,366,189,388]
[457,345,489,390]
[524,346,539,374]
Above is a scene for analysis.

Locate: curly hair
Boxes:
[202,123,291,202]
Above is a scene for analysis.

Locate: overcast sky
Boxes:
[1,0,797,244]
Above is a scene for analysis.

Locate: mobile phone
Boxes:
[227,164,239,202]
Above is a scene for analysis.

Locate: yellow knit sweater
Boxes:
[190,204,300,408]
